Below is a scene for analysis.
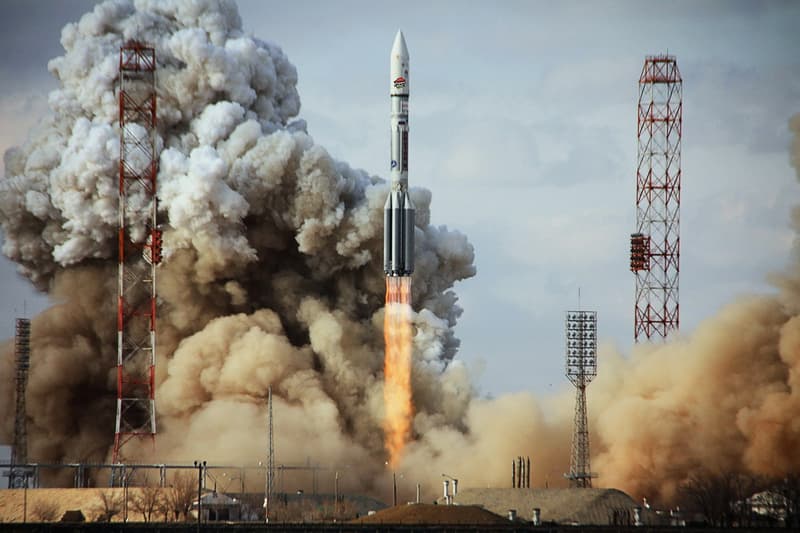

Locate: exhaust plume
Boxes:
[383,276,413,469]
[1,0,799,506]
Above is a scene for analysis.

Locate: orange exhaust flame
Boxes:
[383,275,413,469]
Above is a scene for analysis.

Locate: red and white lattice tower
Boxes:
[113,41,161,465]
[630,55,682,342]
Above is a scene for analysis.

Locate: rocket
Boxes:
[384,30,415,277]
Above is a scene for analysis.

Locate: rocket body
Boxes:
[384,30,415,277]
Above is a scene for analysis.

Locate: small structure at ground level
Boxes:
[191,492,241,521]
[59,510,85,522]
[455,487,659,526]
[351,503,509,525]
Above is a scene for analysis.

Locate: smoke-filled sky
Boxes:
[1,0,798,396]
[0,0,799,505]
[2,0,798,397]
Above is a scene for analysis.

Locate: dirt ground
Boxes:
[0,488,168,523]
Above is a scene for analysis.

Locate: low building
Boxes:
[454,487,661,526]
[191,492,241,522]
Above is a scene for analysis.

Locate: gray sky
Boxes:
[1,0,799,399]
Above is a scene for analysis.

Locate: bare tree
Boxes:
[334,499,359,521]
[130,485,163,522]
[90,490,123,522]
[678,470,761,527]
[164,471,196,521]
[30,499,60,522]
[769,473,800,528]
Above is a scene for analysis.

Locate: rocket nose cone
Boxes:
[392,30,409,59]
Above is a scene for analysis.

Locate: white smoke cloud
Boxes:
[0,0,477,495]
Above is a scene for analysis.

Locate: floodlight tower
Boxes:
[564,311,597,488]
[112,41,161,468]
[631,55,682,342]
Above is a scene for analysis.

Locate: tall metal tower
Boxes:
[8,318,31,488]
[564,311,597,488]
[265,386,275,522]
[631,55,682,342]
[113,41,161,466]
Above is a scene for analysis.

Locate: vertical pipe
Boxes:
[416,484,420,504]
[527,457,531,488]
[195,461,202,531]
[334,471,339,519]
[123,475,128,522]
[512,460,515,488]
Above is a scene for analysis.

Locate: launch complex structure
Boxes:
[6,319,31,488]
[563,53,682,489]
[5,35,684,498]
[4,33,417,492]
[630,56,682,343]
[564,310,597,488]
[113,40,161,469]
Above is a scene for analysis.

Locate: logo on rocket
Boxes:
[393,77,406,90]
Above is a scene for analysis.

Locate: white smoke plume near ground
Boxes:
[1,0,800,505]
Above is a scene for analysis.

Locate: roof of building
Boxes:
[455,487,657,526]
[351,503,509,525]
[192,491,240,507]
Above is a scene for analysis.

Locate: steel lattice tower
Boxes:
[8,318,31,488]
[564,311,597,488]
[113,41,161,466]
[631,55,682,342]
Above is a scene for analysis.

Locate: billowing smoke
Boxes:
[2,0,800,506]
[588,114,800,502]
[0,0,477,494]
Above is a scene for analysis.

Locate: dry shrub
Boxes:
[90,490,122,522]
[30,499,59,522]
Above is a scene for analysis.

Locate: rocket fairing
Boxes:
[384,30,415,277]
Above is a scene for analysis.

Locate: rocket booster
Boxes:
[384,30,415,277]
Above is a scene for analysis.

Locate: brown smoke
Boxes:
[0,0,477,498]
[0,266,118,471]
[2,0,800,506]
[591,297,791,501]
[589,113,800,503]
